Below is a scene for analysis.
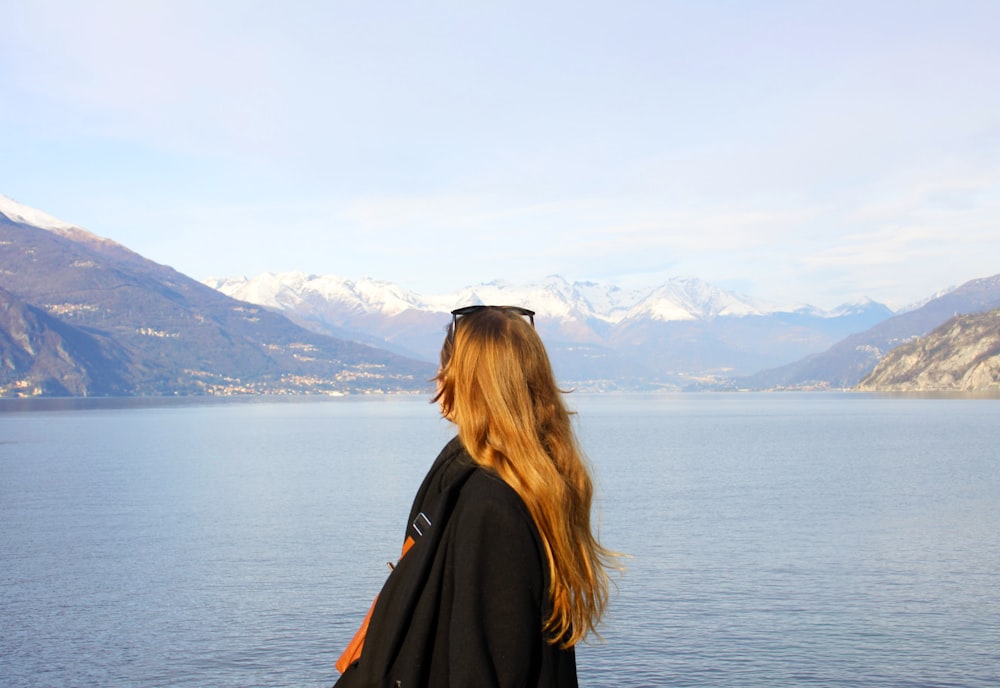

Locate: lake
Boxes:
[1,393,998,687]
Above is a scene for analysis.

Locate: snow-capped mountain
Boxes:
[206,272,427,318]
[209,272,819,326]
[620,277,764,322]
[205,271,896,385]
[206,273,653,324]
[0,194,133,257]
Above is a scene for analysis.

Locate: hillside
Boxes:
[0,286,133,396]
[735,273,1000,390]
[0,198,434,397]
[856,308,1000,392]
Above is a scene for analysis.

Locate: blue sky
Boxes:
[2,0,998,309]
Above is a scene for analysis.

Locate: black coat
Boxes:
[334,437,578,688]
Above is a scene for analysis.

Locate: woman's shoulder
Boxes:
[459,468,539,538]
[432,439,540,544]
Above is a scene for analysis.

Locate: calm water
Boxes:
[1,393,998,687]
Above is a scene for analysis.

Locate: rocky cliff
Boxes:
[856,308,1000,392]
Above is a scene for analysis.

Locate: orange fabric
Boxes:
[336,536,417,673]
[335,597,375,672]
[400,534,416,558]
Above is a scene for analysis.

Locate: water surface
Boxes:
[2,393,997,686]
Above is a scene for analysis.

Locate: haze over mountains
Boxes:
[2,193,998,396]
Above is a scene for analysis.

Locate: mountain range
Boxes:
[3,193,998,395]
[205,272,896,389]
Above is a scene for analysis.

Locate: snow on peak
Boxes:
[421,275,645,322]
[212,272,425,316]
[204,272,787,325]
[0,193,132,255]
[627,276,763,322]
[827,297,878,317]
[0,194,79,232]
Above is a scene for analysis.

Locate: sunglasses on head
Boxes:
[449,305,536,343]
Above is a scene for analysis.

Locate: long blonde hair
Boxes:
[434,306,614,647]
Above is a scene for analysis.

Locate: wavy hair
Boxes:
[433,307,615,647]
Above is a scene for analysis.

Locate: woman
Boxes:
[334,305,615,688]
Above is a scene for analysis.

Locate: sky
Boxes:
[1,0,998,310]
